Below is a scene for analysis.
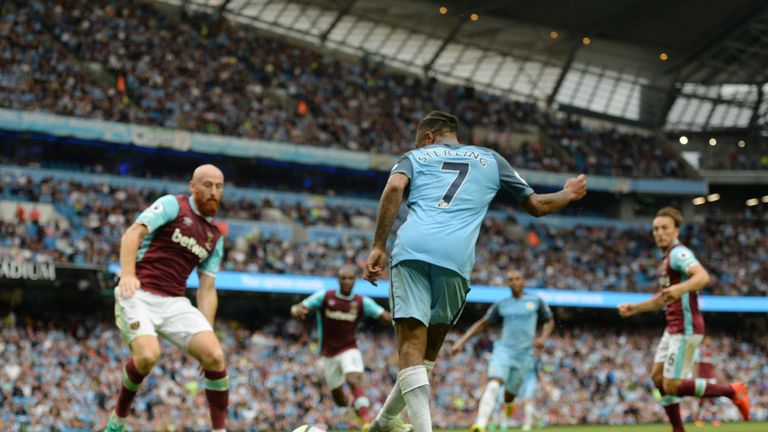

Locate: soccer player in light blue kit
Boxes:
[363,111,586,432]
[516,359,543,431]
[450,270,554,432]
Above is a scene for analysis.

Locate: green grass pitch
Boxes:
[335,423,765,432]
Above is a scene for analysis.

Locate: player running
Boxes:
[105,164,228,432]
[515,360,542,432]
[495,358,543,432]
[450,270,554,432]
[618,207,749,432]
[291,266,392,427]
[363,111,586,432]
[692,337,726,427]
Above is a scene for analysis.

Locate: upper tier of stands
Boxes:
[2,168,766,296]
[0,0,701,178]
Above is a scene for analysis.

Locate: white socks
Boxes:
[523,401,535,427]
[399,365,431,432]
[423,360,435,374]
[378,360,436,422]
[500,403,513,431]
[476,380,501,428]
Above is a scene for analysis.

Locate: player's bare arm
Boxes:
[290,302,311,320]
[364,172,410,285]
[379,310,393,323]
[618,292,665,317]
[117,223,149,298]
[450,318,490,355]
[661,264,710,304]
[521,174,587,217]
[197,273,218,326]
[534,317,555,349]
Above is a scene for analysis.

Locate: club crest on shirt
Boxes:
[328,299,336,306]
[526,302,535,310]
[130,321,140,330]
[183,216,193,226]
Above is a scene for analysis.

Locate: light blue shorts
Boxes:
[389,260,470,326]
[488,349,534,396]
[519,367,538,400]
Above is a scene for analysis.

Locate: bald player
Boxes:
[105,165,228,432]
[291,266,392,427]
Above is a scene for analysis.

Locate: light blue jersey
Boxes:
[391,143,534,278]
[485,294,552,356]
[486,294,552,390]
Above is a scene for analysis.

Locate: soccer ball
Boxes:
[291,426,326,432]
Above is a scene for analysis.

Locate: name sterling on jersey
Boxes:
[416,148,489,166]
[171,227,210,261]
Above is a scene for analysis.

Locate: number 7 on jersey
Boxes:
[437,162,470,208]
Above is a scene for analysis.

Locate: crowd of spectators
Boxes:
[544,115,689,178]
[0,1,127,121]
[0,315,765,430]
[700,144,768,171]
[3,174,767,296]
[2,0,541,154]
[0,0,706,178]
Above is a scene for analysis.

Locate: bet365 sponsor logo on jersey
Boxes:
[171,228,210,261]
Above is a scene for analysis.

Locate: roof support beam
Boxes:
[423,17,467,74]
[423,0,523,75]
[218,0,232,12]
[320,0,356,43]
[546,41,579,106]
[749,83,764,134]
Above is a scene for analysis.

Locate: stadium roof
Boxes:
[166,0,768,132]
[436,0,768,83]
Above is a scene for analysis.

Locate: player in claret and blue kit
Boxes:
[619,207,749,432]
[105,165,228,432]
[292,266,392,428]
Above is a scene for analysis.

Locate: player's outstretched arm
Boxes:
[379,310,393,323]
[618,293,665,317]
[365,173,409,285]
[117,223,149,298]
[521,174,587,217]
[291,289,325,320]
[450,318,489,355]
[290,303,311,320]
[534,317,555,349]
[197,273,218,326]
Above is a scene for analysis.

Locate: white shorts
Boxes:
[321,348,365,390]
[114,287,213,351]
[654,331,703,380]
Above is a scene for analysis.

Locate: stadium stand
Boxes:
[2,172,766,295]
[0,0,698,179]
